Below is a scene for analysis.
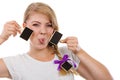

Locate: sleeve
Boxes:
[58,46,80,70]
[3,56,20,80]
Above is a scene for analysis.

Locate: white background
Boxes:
[0,0,120,80]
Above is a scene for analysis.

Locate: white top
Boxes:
[3,46,80,80]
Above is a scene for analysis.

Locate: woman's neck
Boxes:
[28,47,55,61]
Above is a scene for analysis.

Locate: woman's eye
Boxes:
[46,24,52,27]
[32,24,40,27]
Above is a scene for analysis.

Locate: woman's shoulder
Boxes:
[58,46,80,69]
[2,53,27,64]
[58,46,72,55]
[58,46,76,58]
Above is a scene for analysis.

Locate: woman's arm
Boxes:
[60,36,113,80]
[0,59,11,78]
[76,49,113,80]
[0,35,7,45]
[0,21,21,78]
[0,21,21,45]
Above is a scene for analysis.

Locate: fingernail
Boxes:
[60,40,65,43]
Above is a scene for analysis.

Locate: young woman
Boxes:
[0,2,112,80]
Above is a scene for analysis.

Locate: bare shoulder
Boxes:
[0,58,11,78]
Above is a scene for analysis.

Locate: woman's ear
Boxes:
[23,23,26,28]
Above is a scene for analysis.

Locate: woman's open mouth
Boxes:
[39,38,46,44]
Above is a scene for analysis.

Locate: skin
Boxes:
[24,13,55,61]
[0,13,113,80]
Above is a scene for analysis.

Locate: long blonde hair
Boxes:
[23,2,77,75]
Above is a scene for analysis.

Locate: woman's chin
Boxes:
[36,44,48,50]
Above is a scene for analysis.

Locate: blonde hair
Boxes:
[23,2,77,75]
[23,2,58,31]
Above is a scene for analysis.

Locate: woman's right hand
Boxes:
[0,21,21,42]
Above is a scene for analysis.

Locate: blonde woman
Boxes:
[0,2,112,80]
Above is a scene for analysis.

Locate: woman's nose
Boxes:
[39,27,46,35]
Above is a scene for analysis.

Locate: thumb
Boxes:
[16,26,22,34]
[60,38,67,43]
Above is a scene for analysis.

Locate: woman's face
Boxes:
[24,13,54,50]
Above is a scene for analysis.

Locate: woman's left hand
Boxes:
[60,36,81,54]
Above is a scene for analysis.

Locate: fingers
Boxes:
[60,37,78,44]
[6,21,21,33]
[1,21,21,40]
[60,39,67,43]
[60,37,81,53]
[12,21,21,33]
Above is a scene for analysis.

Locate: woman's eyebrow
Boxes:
[32,21,41,23]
